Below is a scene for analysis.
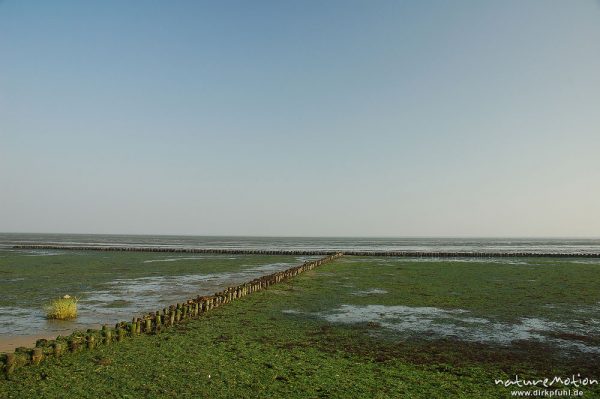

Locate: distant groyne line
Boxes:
[11,245,600,257]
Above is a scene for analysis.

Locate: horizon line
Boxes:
[1,232,599,240]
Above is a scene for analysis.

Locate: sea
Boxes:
[1,233,599,254]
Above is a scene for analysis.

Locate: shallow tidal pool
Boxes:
[279,256,600,356]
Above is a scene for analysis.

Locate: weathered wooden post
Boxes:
[68,338,80,352]
[103,325,112,344]
[126,322,134,337]
[87,335,96,350]
[4,353,16,375]
[54,342,64,356]
[117,327,126,342]
[31,347,43,365]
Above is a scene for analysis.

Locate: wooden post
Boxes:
[104,329,112,344]
[54,342,64,356]
[117,327,126,342]
[87,335,95,350]
[68,338,80,352]
[32,347,43,365]
[4,353,15,375]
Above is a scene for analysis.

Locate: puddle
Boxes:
[352,289,388,296]
[570,259,600,265]
[19,250,64,257]
[143,256,239,263]
[282,309,302,315]
[340,257,533,266]
[318,304,600,354]
[2,278,26,283]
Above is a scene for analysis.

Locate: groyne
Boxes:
[0,252,343,377]
[11,244,600,257]
[12,245,337,256]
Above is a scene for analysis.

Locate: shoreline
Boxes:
[0,332,68,354]
[0,325,104,353]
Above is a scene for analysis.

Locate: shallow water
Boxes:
[316,304,600,354]
[271,256,600,356]
[351,288,388,296]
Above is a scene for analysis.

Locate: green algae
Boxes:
[1,256,599,398]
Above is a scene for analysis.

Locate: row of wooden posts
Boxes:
[13,245,337,256]
[1,252,344,377]
[12,245,600,257]
[339,251,600,258]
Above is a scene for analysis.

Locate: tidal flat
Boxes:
[1,255,600,398]
[0,249,312,350]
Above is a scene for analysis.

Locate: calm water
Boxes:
[1,233,600,254]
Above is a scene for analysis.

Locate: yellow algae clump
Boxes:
[46,295,78,320]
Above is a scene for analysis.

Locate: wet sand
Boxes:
[0,324,104,353]
[0,333,65,353]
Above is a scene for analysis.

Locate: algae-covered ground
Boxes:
[2,256,600,398]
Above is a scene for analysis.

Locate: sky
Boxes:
[1,1,599,237]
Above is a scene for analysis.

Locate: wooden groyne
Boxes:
[342,251,600,258]
[12,245,337,256]
[11,245,600,257]
[0,253,343,377]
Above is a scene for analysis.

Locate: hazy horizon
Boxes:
[2,1,600,237]
[1,231,599,240]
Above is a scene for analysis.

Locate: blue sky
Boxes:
[1,1,599,236]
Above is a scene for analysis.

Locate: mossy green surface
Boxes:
[1,256,600,398]
[0,250,302,309]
